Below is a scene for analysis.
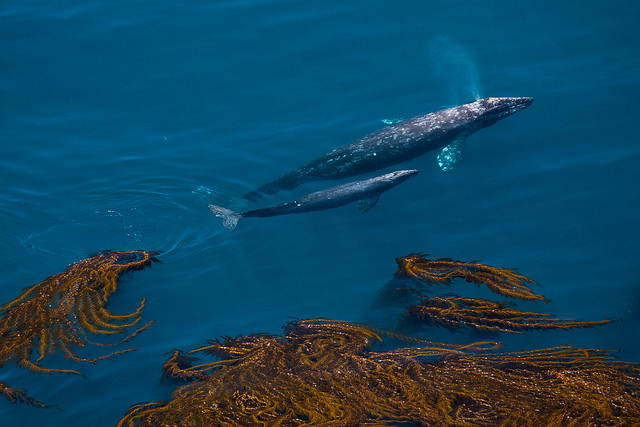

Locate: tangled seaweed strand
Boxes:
[429,346,640,425]
[407,295,613,333]
[395,253,550,302]
[118,318,640,426]
[0,381,60,409]
[0,250,159,407]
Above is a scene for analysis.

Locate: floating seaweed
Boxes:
[161,349,205,383]
[406,295,614,333]
[117,318,640,426]
[0,380,59,409]
[425,346,640,425]
[0,250,159,407]
[395,253,550,302]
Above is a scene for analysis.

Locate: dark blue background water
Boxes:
[2,1,639,425]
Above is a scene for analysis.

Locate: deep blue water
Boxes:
[1,1,639,425]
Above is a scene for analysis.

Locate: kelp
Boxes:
[0,380,59,409]
[159,319,497,384]
[395,253,550,302]
[0,250,159,407]
[406,295,613,333]
[425,346,640,425]
[117,318,640,426]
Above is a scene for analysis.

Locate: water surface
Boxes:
[1,1,639,425]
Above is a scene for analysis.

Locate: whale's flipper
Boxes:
[208,204,243,231]
[437,136,466,172]
[357,195,380,213]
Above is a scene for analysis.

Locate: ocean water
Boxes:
[1,1,639,425]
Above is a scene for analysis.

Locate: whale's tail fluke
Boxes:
[208,204,243,231]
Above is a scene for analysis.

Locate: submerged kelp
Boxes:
[406,295,613,333]
[395,253,550,302]
[118,318,640,426]
[0,250,159,407]
[0,380,58,409]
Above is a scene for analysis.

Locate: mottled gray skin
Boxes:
[210,170,418,231]
[244,97,533,201]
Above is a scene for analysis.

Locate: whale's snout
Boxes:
[387,169,420,183]
[469,97,534,129]
[482,97,534,118]
[511,97,534,111]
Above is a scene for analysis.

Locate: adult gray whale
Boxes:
[210,169,418,231]
[243,97,533,201]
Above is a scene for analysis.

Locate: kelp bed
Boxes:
[117,319,640,426]
[0,250,159,407]
[2,251,640,425]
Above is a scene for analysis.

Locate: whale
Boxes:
[210,170,419,231]
[243,97,533,201]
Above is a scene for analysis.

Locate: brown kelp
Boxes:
[0,250,159,407]
[117,318,640,426]
[0,380,58,409]
[406,295,613,333]
[395,253,550,302]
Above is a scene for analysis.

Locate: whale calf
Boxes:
[210,170,419,231]
[243,97,533,201]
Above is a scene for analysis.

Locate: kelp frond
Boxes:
[406,295,613,333]
[161,349,206,383]
[0,250,159,406]
[284,318,501,352]
[118,318,640,426]
[395,253,550,302]
[170,319,498,381]
[0,380,59,409]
